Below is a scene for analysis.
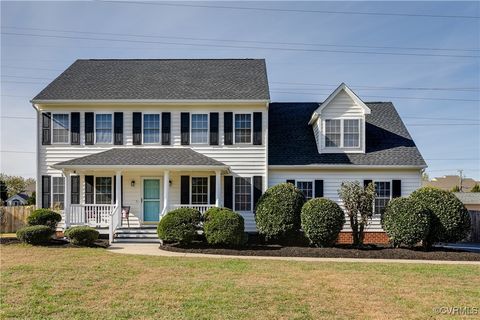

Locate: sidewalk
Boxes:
[107,243,480,265]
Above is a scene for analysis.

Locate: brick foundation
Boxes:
[336,232,389,245]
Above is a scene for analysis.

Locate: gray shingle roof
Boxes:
[32,59,269,101]
[53,148,227,167]
[268,102,426,167]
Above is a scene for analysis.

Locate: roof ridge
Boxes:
[77,58,264,61]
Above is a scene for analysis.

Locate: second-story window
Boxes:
[325,119,341,147]
[191,114,208,144]
[95,114,113,144]
[325,119,360,148]
[234,114,252,143]
[143,114,160,144]
[344,119,360,147]
[52,113,69,144]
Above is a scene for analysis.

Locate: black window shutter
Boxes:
[364,180,373,188]
[209,176,216,205]
[132,112,142,145]
[253,176,263,212]
[162,112,171,145]
[85,175,94,204]
[181,176,190,204]
[85,112,94,145]
[41,175,51,208]
[71,176,80,204]
[209,112,219,145]
[286,179,295,185]
[70,112,80,145]
[224,112,233,145]
[314,180,324,198]
[114,112,123,145]
[392,180,401,198]
[253,112,262,145]
[224,176,233,209]
[181,112,190,145]
[42,112,51,145]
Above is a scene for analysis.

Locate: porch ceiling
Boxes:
[52,148,228,171]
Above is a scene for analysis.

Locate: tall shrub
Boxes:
[411,187,471,247]
[27,209,62,229]
[255,183,305,240]
[157,208,201,244]
[203,207,245,246]
[338,181,376,246]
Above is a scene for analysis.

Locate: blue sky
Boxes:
[1,1,479,180]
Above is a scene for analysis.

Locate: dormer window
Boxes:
[325,119,341,147]
[344,119,360,147]
[325,119,360,148]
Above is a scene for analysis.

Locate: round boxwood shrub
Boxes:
[382,197,430,248]
[16,225,54,245]
[157,208,201,244]
[411,187,471,246]
[203,207,245,246]
[64,226,99,246]
[255,183,305,240]
[301,198,345,247]
[27,209,62,229]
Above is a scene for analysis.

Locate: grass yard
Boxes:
[1,244,479,319]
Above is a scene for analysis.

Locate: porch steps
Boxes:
[114,226,160,243]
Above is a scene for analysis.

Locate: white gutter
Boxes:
[30,99,270,105]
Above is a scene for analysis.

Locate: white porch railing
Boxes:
[70,204,116,228]
[168,204,215,214]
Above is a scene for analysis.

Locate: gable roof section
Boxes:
[308,83,371,125]
[53,148,227,169]
[269,102,426,167]
[32,59,270,102]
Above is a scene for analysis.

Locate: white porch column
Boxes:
[215,170,221,207]
[63,171,71,228]
[115,171,122,225]
[163,170,170,216]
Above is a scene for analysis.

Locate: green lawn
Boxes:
[1,244,479,319]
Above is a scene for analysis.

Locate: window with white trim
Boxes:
[191,177,208,204]
[296,181,313,200]
[325,119,341,147]
[52,113,69,143]
[374,181,391,216]
[52,177,65,209]
[234,114,252,143]
[191,114,208,144]
[343,119,360,147]
[143,114,160,143]
[95,177,112,204]
[235,177,252,211]
[95,114,113,144]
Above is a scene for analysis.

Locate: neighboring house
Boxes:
[454,193,480,212]
[31,59,426,243]
[5,193,29,206]
[423,175,480,192]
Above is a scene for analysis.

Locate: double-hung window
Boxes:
[343,119,360,147]
[95,177,112,204]
[191,114,208,144]
[234,114,252,143]
[52,177,65,209]
[325,119,341,147]
[296,181,313,200]
[95,114,113,144]
[52,113,69,144]
[143,114,160,144]
[325,119,360,148]
[235,177,252,211]
[191,177,208,204]
[374,181,391,216]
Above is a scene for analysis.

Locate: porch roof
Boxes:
[52,148,228,170]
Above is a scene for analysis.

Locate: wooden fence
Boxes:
[469,211,480,243]
[0,205,36,233]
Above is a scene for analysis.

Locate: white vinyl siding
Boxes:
[95,114,113,144]
[143,114,160,144]
[52,113,69,144]
[191,114,209,144]
[234,113,252,144]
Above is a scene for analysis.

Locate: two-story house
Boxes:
[31,59,426,243]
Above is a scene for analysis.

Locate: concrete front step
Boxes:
[116,233,158,239]
[114,238,160,243]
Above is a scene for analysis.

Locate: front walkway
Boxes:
[107,243,480,265]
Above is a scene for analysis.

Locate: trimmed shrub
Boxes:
[65,226,99,246]
[157,208,201,244]
[255,183,305,240]
[204,207,245,246]
[382,197,430,248]
[16,225,54,245]
[301,198,345,247]
[411,187,471,246]
[27,209,62,229]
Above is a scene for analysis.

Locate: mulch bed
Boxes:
[161,242,480,261]
[0,236,109,248]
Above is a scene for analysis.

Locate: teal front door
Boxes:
[143,179,161,222]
